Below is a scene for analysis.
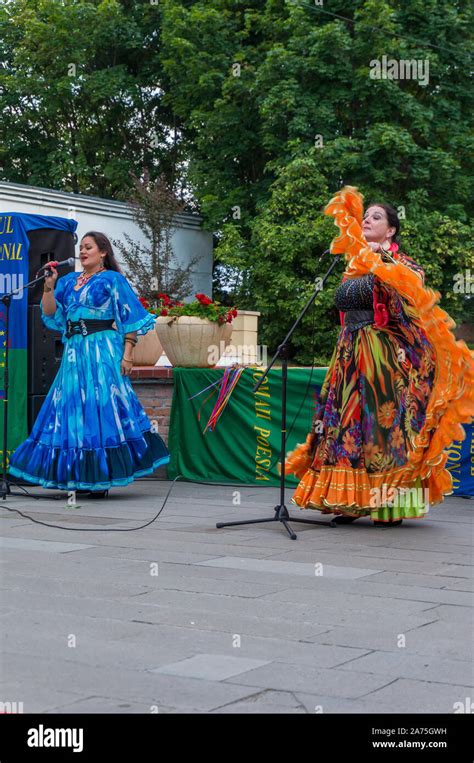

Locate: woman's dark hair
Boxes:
[366,203,401,244]
[81,231,123,273]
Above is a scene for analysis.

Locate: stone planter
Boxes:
[155,315,233,368]
[218,310,261,366]
[133,318,163,366]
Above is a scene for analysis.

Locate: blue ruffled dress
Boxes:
[8,269,170,490]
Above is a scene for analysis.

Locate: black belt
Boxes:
[65,319,115,339]
[344,309,374,330]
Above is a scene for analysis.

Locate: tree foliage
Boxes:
[160,0,473,362]
[0,0,176,197]
[1,0,472,362]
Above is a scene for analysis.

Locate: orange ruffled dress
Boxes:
[284,187,474,521]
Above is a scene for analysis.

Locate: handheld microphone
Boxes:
[43,257,75,270]
[42,257,75,275]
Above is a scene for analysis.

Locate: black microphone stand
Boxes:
[1,266,62,500]
[216,253,342,539]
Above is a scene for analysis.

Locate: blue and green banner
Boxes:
[446,430,474,497]
[0,213,77,467]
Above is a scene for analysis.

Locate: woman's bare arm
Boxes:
[41,266,59,315]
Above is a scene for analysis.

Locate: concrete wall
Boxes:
[0,181,213,296]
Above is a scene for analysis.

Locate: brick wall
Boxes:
[131,367,174,446]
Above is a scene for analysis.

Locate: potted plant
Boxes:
[153,293,238,368]
[131,297,163,366]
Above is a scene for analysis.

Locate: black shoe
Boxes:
[373,519,403,528]
[87,490,109,499]
[332,514,359,525]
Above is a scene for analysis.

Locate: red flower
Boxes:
[139,297,150,309]
[160,308,168,316]
[231,308,238,317]
[196,293,212,305]
[226,315,233,323]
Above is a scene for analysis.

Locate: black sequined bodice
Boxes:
[334,274,374,312]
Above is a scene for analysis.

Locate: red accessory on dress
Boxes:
[373,299,389,328]
[373,242,398,327]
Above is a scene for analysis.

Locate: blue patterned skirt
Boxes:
[8,329,170,490]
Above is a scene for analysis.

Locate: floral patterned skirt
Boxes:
[285,319,437,521]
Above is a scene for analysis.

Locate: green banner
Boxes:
[0,349,28,469]
[168,366,328,485]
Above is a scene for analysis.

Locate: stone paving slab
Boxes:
[266,549,463,576]
[429,604,474,623]
[48,697,170,714]
[336,650,474,687]
[360,570,472,589]
[0,681,85,715]
[226,661,393,698]
[0,537,94,553]
[152,654,272,681]
[259,588,438,614]
[197,556,380,578]
[309,624,472,661]
[357,677,472,714]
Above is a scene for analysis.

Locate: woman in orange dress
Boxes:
[284,187,474,527]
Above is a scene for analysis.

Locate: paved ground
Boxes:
[0,479,473,714]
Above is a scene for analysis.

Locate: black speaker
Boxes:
[24,227,74,431]
[27,305,63,396]
[28,394,47,431]
[27,227,75,304]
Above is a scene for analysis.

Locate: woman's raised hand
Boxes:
[44,265,58,290]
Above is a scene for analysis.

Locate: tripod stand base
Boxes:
[0,479,62,501]
[216,504,334,540]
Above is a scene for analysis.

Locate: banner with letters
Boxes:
[446,429,474,497]
[169,367,339,486]
[168,367,474,497]
[0,213,77,467]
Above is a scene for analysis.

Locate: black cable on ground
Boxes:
[0,475,184,532]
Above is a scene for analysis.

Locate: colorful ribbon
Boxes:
[189,367,244,433]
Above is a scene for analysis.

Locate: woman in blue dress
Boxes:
[8,231,170,497]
